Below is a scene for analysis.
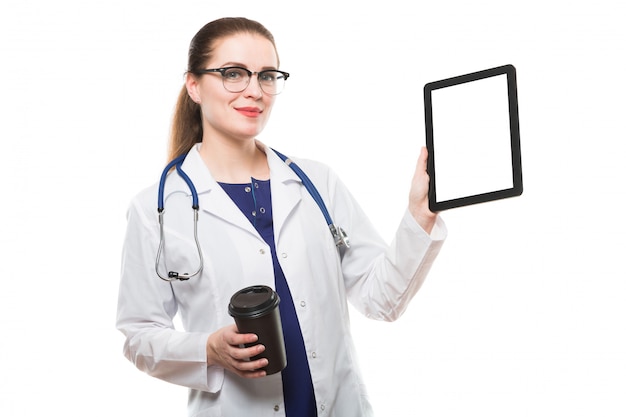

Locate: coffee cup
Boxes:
[228,285,287,375]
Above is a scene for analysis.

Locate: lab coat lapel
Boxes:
[264,145,303,243]
[176,143,303,240]
[180,146,259,237]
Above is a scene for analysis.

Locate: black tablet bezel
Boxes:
[424,64,522,212]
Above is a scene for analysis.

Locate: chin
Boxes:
[241,124,268,138]
[235,130,263,142]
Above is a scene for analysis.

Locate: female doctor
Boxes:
[116,17,447,417]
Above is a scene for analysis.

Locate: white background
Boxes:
[1,1,624,416]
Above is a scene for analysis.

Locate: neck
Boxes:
[199,136,269,183]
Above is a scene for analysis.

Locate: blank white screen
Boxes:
[431,74,513,202]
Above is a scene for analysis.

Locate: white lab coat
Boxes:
[116,142,447,417]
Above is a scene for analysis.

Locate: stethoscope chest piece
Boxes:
[330,224,350,249]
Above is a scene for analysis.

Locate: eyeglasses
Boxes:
[193,66,290,95]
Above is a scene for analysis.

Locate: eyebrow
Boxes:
[218,62,278,71]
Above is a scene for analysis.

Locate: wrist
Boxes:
[409,206,437,235]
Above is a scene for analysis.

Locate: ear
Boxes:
[185,72,201,104]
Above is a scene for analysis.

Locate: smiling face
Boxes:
[186,33,280,144]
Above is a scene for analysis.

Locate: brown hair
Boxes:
[168,17,279,161]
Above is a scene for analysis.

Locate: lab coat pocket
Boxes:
[192,406,222,417]
[189,385,223,417]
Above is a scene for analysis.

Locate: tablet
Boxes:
[424,64,522,211]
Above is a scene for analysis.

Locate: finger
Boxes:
[230,332,259,347]
[238,367,268,379]
[418,146,428,173]
[412,147,430,187]
[230,343,265,361]
[235,356,268,372]
[225,326,259,346]
[230,347,269,378]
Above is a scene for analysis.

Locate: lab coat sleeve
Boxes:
[116,194,224,393]
[328,168,447,322]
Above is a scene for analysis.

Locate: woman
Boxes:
[117,17,446,417]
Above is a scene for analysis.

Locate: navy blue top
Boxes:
[219,179,317,417]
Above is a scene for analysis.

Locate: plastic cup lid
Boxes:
[228,285,280,319]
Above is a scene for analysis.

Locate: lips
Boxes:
[235,107,263,117]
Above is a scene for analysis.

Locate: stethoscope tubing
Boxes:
[155,154,203,281]
[271,149,332,226]
[158,154,199,211]
[271,149,350,249]
[155,149,349,282]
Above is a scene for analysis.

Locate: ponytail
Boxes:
[168,84,202,162]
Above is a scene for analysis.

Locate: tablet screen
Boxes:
[424,64,522,211]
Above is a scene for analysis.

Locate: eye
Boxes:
[223,68,247,80]
[259,71,278,83]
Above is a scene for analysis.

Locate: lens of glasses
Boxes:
[221,68,287,95]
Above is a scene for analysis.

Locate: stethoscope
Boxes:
[155,148,350,282]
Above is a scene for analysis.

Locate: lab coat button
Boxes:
[311,351,317,358]
[320,403,326,411]
[273,404,280,412]
[281,253,287,258]
[300,301,306,307]
[259,249,266,255]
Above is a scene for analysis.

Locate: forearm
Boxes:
[347,209,447,321]
[120,323,222,392]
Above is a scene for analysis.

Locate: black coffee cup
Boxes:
[228,285,287,375]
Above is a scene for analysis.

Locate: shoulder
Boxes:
[291,156,333,176]
[125,181,159,219]
[264,144,346,194]
[273,150,337,183]
[279,153,352,203]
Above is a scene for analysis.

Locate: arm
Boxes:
[116,197,217,390]
[116,194,269,390]
[328,148,447,321]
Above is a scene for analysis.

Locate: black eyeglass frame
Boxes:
[192,66,290,95]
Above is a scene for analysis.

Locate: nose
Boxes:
[243,74,264,99]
